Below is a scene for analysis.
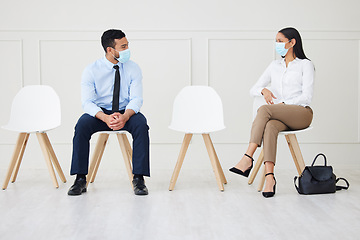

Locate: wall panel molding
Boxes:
[0,40,24,145]
[0,30,359,145]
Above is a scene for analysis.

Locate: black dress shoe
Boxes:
[132,176,148,196]
[68,178,87,196]
[229,154,254,178]
[262,173,276,198]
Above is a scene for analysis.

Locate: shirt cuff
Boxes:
[88,106,103,117]
[125,104,139,114]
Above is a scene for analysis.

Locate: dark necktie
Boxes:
[112,65,120,112]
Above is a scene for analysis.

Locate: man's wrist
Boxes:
[123,112,131,122]
[123,109,135,121]
[95,111,107,122]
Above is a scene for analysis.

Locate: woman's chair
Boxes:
[86,131,133,189]
[248,97,312,191]
[168,86,227,191]
[2,85,67,189]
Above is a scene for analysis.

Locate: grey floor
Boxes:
[0,168,359,240]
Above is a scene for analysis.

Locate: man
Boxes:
[68,29,150,196]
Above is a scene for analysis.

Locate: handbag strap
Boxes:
[311,153,327,166]
[336,177,350,191]
[294,176,301,194]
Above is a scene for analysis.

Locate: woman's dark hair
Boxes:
[101,29,126,53]
[279,27,309,60]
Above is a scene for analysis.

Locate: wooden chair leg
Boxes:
[169,133,192,191]
[2,133,29,190]
[248,149,264,185]
[207,134,227,184]
[11,133,30,183]
[41,133,66,183]
[202,134,224,191]
[257,166,266,192]
[117,133,134,188]
[87,133,109,187]
[91,134,109,183]
[122,133,133,161]
[36,132,59,188]
[285,134,306,175]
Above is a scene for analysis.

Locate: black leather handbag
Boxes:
[294,153,349,195]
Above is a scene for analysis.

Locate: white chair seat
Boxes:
[95,130,128,134]
[279,126,313,135]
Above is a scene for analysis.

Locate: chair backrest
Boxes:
[2,85,61,133]
[169,86,225,133]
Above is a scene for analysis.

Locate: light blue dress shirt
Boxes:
[81,56,143,117]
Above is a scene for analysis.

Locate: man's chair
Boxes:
[2,85,67,189]
[248,97,312,191]
[86,131,133,188]
[168,86,227,191]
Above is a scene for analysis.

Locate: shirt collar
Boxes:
[102,56,121,70]
[279,57,300,66]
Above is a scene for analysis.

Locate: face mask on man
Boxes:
[275,41,291,57]
[112,48,130,63]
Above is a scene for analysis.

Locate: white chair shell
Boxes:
[169,86,225,134]
[2,85,61,133]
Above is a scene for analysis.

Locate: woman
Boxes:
[229,27,314,198]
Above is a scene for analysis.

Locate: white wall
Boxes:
[0,0,359,177]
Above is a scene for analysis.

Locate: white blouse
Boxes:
[250,58,315,107]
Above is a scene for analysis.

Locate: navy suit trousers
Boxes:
[70,110,150,177]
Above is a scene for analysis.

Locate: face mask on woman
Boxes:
[275,41,291,57]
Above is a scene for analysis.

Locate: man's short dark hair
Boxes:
[101,29,126,53]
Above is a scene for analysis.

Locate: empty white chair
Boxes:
[248,96,312,191]
[169,86,227,191]
[2,85,66,189]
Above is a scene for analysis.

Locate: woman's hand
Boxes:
[261,88,277,105]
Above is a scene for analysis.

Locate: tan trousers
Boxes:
[250,104,313,164]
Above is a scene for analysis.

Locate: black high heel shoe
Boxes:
[229,154,254,178]
[262,173,276,198]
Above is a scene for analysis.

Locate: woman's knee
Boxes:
[264,120,283,136]
[257,105,269,114]
[256,105,272,119]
